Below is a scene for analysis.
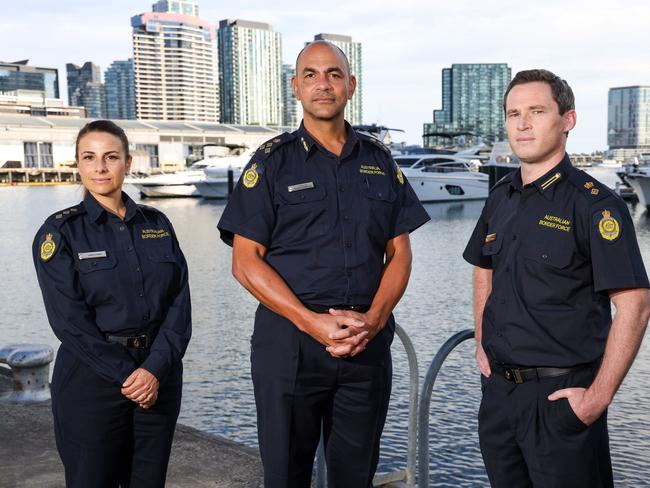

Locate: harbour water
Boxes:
[2,179,650,486]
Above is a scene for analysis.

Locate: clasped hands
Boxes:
[121,368,159,409]
[306,308,383,358]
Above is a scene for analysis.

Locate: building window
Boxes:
[136,144,159,167]
[24,142,53,168]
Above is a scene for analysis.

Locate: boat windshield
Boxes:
[394,157,422,168]
[423,161,470,173]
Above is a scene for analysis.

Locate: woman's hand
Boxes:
[121,368,159,409]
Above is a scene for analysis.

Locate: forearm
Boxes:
[233,252,315,332]
[473,267,492,343]
[367,238,412,330]
[586,294,650,406]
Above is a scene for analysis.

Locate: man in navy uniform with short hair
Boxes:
[464,69,650,487]
[217,41,430,487]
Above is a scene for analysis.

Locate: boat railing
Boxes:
[314,326,475,487]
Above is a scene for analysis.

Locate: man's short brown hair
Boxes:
[503,69,575,115]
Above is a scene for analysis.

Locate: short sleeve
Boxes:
[589,196,650,293]
[390,165,431,238]
[463,202,492,269]
[217,158,276,247]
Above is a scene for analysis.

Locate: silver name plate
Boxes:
[287,182,315,192]
[78,251,108,260]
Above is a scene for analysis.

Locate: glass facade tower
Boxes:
[105,59,136,120]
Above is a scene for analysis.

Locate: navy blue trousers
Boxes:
[479,365,613,488]
[251,305,394,488]
[51,344,182,488]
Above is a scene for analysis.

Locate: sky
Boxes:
[2,0,649,152]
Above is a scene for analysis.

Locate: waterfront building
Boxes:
[608,86,650,160]
[131,1,219,121]
[0,90,85,118]
[312,34,363,125]
[0,60,59,99]
[0,114,281,170]
[66,62,105,118]
[105,59,136,120]
[281,64,301,128]
[423,63,511,147]
[218,19,282,126]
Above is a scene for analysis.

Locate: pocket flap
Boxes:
[277,184,327,205]
[76,255,117,273]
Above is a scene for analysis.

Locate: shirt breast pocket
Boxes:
[274,184,329,239]
[75,256,118,303]
[359,179,396,240]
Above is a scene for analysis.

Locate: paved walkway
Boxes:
[0,369,263,488]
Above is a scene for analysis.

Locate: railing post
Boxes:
[417,329,474,488]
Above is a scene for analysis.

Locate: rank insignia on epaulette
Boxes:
[273,138,281,143]
[591,188,599,195]
[584,182,594,189]
[243,163,260,189]
[55,214,63,219]
[598,209,620,241]
[40,233,57,261]
[301,137,309,153]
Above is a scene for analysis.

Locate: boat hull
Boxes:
[130,183,200,198]
[624,173,650,209]
[404,172,489,202]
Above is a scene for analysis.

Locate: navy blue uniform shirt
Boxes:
[33,192,191,385]
[463,154,649,367]
[218,122,430,306]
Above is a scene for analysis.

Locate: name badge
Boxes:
[485,233,497,243]
[78,251,108,260]
[287,182,315,192]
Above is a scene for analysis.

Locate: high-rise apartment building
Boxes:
[0,60,59,98]
[105,59,136,120]
[281,64,301,128]
[152,0,198,16]
[218,19,282,126]
[423,63,511,147]
[131,1,218,121]
[608,86,650,159]
[67,62,105,118]
[312,33,362,125]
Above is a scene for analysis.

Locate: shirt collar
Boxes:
[296,121,360,162]
[83,191,140,223]
[508,153,572,200]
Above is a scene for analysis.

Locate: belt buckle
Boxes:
[129,335,147,348]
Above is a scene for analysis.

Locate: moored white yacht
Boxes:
[395,154,489,202]
[193,150,254,199]
[617,158,650,209]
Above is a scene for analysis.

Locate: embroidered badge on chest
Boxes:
[141,228,170,239]
[538,214,572,232]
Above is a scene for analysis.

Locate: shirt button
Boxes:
[142,314,149,321]
[541,254,548,260]
[127,246,133,252]
[119,225,125,231]
[343,215,350,221]
[135,267,140,272]
[300,194,305,200]
[512,235,517,240]
[497,332,503,337]
[345,241,352,248]
[339,186,345,192]
[138,293,144,298]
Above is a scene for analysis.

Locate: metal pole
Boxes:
[417,329,474,488]
[394,323,419,487]
[227,167,234,195]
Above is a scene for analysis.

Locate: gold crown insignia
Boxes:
[602,210,611,218]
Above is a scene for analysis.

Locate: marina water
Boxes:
[2,182,649,486]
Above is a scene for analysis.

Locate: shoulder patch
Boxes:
[567,169,612,204]
[38,231,61,262]
[44,204,85,227]
[593,208,621,243]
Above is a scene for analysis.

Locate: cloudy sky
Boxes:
[3,0,649,151]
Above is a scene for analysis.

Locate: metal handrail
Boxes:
[417,329,474,488]
[314,322,420,487]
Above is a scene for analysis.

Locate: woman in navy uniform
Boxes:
[32,120,191,488]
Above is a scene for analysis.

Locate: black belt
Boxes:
[490,361,589,384]
[106,333,150,349]
[304,304,370,314]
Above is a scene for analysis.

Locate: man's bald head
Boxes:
[295,40,351,75]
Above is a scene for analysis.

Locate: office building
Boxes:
[218,19,282,126]
[105,59,136,120]
[0,60,59,99]
[423,63,511,147]
[608,86,650,159]
[66,62,105,118]
[131,1,219,121]
[281,64,301,128]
